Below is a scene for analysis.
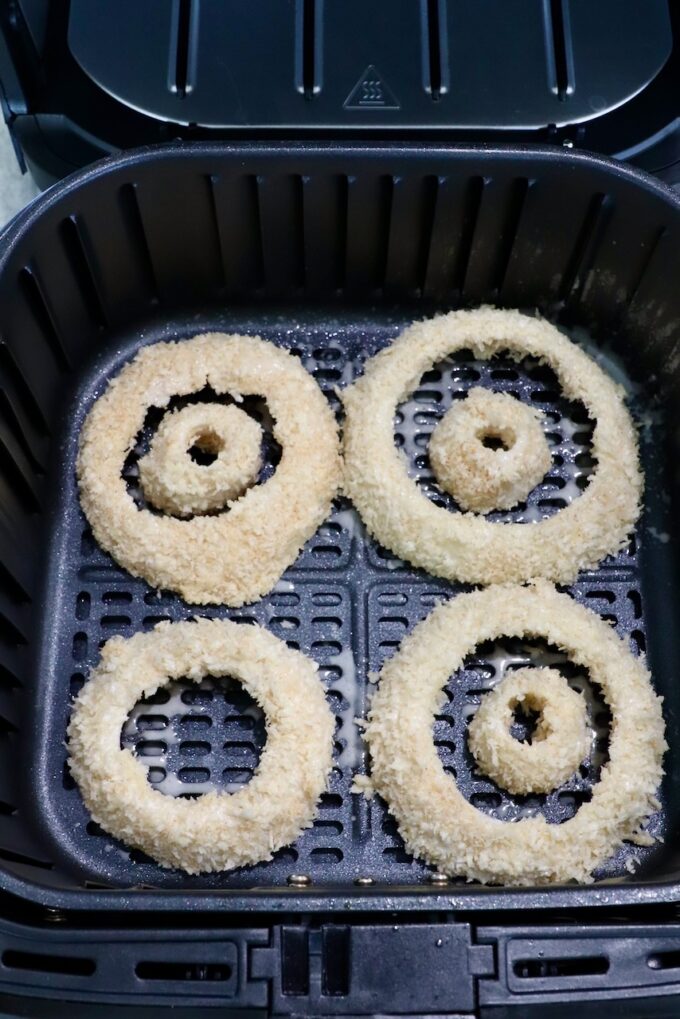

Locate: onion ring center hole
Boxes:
[478,427,516,452]
[188,429,224,466]
[434,636,611,822]
[122,386,282,512]
[121,675,266,798]
[509,695,545,745]
[393,351,596,520]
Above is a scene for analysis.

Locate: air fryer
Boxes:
[0,4,679,1019]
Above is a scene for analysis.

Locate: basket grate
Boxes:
[46,317,660,888]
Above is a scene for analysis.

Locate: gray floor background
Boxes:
[0,124,39,228]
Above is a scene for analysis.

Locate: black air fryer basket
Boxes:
[0,143,679,1014]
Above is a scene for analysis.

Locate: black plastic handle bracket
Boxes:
[478,923,680,1012]
[251,922,495,1015]
[0,915,496,1014]
[3,916,680,1014]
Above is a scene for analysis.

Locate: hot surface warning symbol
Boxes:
[344,65,400,110]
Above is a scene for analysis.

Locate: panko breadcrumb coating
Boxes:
[364,582,666,885]
[468,666,590,795]
[429,387,552,514]
[77,333,342,605]
[139,402,263,517]
[67,618,335,874]
[342,308,642,585]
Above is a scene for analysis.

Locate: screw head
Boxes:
[287,873,311,887]
[354,875,374,886]
[429,872,449,885]
[562,139,575,149]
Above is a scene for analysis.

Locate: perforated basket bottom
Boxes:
[34,309,669,890]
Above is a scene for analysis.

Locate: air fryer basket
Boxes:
[0,142,678,915]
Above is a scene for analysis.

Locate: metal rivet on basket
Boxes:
[354,876,374,886]
[287,874,311,887]
[44,907,67,923]
[428,872,450,885]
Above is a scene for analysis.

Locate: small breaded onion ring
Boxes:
[343,308,642,585]
[77,334,342,605]
[364,583,666,886]
[67,618,335,874]
[468,667,590,794]
[139,403,263,517]
[429,388,552,514]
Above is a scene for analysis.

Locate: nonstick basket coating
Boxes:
[0,143,679,913]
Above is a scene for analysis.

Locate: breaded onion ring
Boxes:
[364,582,666,885]
[138,403,262,517]
[77,333,342,605]
[429,388,551,513]
[343,308,642,585]
[67,618,335,874]
[468,666,590,794]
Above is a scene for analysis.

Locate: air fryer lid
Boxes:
[66,0,671,129]
[2,2,678,190]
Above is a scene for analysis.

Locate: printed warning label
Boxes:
[344,65,400,110]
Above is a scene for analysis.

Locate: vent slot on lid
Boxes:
[171,0,194,98]
[423,0,448,99]
[545,0,574,100]
[297,0,320,98]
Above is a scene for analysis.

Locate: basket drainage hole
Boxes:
[121,676,266,797]
[188,430,223,466]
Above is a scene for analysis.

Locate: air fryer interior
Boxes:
[0,143,679,909]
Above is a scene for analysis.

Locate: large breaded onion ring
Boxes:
[429,388,552,514]
[364,583,666,885]
[467,666,590,794]
[343,308,642,584]
[67,618,335,874]
[77,333,342,605]
[138,402,263,517]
